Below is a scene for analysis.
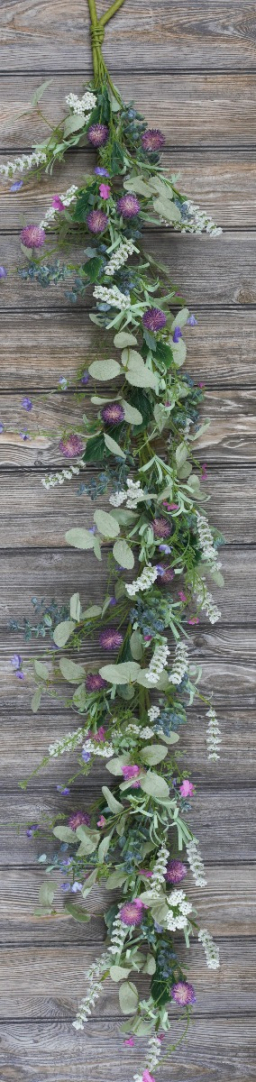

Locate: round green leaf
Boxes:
[114,331,137,348]
[63,114,86,137]
[53,619,75,647]
[121,400,143,425]
[59,658,85,684]
[34,660,49,681]
[88,359,121,380]
[112,538,134,570]
[172,307,189,329]
[172,338,187,367]
[119,981,139,1015]
[140,771,170,801]
[65,527,95,550]
[153,196,181,222]
[93,509,120,538]
[99,662,140,685]
[140,744,168,766]
[53,825,76,843]
[110,965,131,982]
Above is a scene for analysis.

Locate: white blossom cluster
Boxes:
[194,577,221,624]
[186,838,207,887]
[126,564,158,598]
[42,459,85,489]
[126,724,155,739]
[0,149,47,179]
[198,928,220,969]
[93,284,131,310]
[39,184,78,228]
[175,199,222,237]
[108,912,127,956]
[196,512,222,571]
[147,638,170,684]
[169,640,188,685]
[48,727,85,757]
[148,705,160,723]
[109,478,146,510]
[165,888,192,931]
[206,706,221,761]
[73,951,109,1031]
[148,844,169,894]
[82,738,114,758]
[65,91,97,115]
[105,239,137,276]
[133,1035,162,1082]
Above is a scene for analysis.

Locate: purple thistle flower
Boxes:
[87,209,108,234]
[172,981,196,1006]
[9,180,23,192]
[26,824,38,838]
[101,403,125,425]
[94,166,110,177]
[85,672,107,692]
[0,266,7,278]
[68,811,90,831]
[20,224,45,249]
[187,314,197,326]
[21,397,32,411]
[172,327,182,344]
[71,881,83,893]
[120,899,145,926]
[88,124,109,147]
[99,627,124,650]
[81,750,91,763]
[141,129,165,152]
[81,371,90,385]
[56,785,70,795]
[59,433,83,458]
[152,517,172,539]
[165,859,187,884]
[117,193,140,219]
[143,307,167,332]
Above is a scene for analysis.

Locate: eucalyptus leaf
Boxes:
[106,754,130,775]
[70,593,82,621]
[38,881,56,906]
[64,900,91,922]
[105,869,127,889]
[99,662,140,685]
[82,604,102,618]
[93,509,120,538]
[121,400,143,425]
[104,433,126,459]
[72,682,87,710]
[172,338,187,366]
[140,744,168,766]
[153,196,181,222]
[97,834,112,862]
[31,687,42,713]
[88,359,121,380]
[140,771,170,800]
[63,114,86,138]
[65,527,95,550]
[110,965,131,981]
[172,307,189,329]
[102,786,124,814]
[114,331,137,348]
[53,826,75,843]
[123,176,152,196]
[129,630,144,660]
[112,538,134,570]
[119,981,139,1015]
[34,660,49,681]
[53,619,75,647]
[175,443,188,469]
[59,658,85,684]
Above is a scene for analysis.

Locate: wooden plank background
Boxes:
[0,2,255,1079]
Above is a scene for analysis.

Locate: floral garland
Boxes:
[6,1,224,1077]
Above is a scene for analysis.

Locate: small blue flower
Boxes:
[21,396,32,411]
[81,750,91,763]
[9,180,23,192]
[20,429,30,440]
[0,266,7,279]
[61,882,70,891]
[56,785,70,795]
[187,314,197,326]
[11,654,22,669]
[94,167,110,177]
[159,544,172,555]
[59,377,68,390]
[0,423,3,434]
[26,824,38,838]
[71,881,83,893]
[155,564,165,576]
[81,371,90,385]
[173,327,182,343]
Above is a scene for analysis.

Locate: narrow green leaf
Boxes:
[102,786,124,814]
[64,899,91,922]
[104,433,126,459]
[121,400,143,425]
[63,114,86,138]
[38,881,56,906]
[31,687,42,714]
[70,593,82,621]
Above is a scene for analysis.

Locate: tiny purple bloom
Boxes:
[81,371,90,385]
[21,397,32,411]
[51,195,65,211]
[109,596,117,606]
[87,209,108,234]
[9,180,23,192]
[94,167,110,177]
[11,654,22,669]
[0,423,3,433]
[71,881,83,893]
[143,307,167,333]
[61,882,70,891]
[157,565,174,584]
[155,564,165,576]
[159,544,171,554]
[99,183,111,199]
[0,266,7,278]
[101,402,125,425]
[88,124,109,147]
[173,327,182,343]
[59,377,68,389]
[20,429,30,440]
[141,129,165,152]
[81,750,91,763]
[56,785,70,795]
[16,670,25,679]
[26,824,38,838]
[172,981,196,1006]
[20,224,45,249]
[187,314,197,326]
[99,628,123,650]
[59,433,83,458]
[117,193,140,219]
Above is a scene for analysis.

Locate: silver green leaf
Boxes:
[65,527,95,550]
[93,509,120,538]
[112,538,134,569]
[59,658,85,684]
[53,619,75,647]
[88,359,121,380]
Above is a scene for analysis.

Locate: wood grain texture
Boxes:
[0,310,256,389]
[0,1018,255,1082]
[1,1,256,73]
[1,75,256,148]
[1,790,255,864]
[1,150,256,227]
[0,468,256,546]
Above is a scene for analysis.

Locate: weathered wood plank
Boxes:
[0,310,255,390]
[0,232,256,308]
[0,1017,254,1082]
[2,864,255,940]
[0,939,254,1017]
[1,150,256,228]
[1,1,256,73]
[1,708,255,786]
[1,388,256,465]
[0,468,255,546]
[1,75,256,148]
[1,790,255,864]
